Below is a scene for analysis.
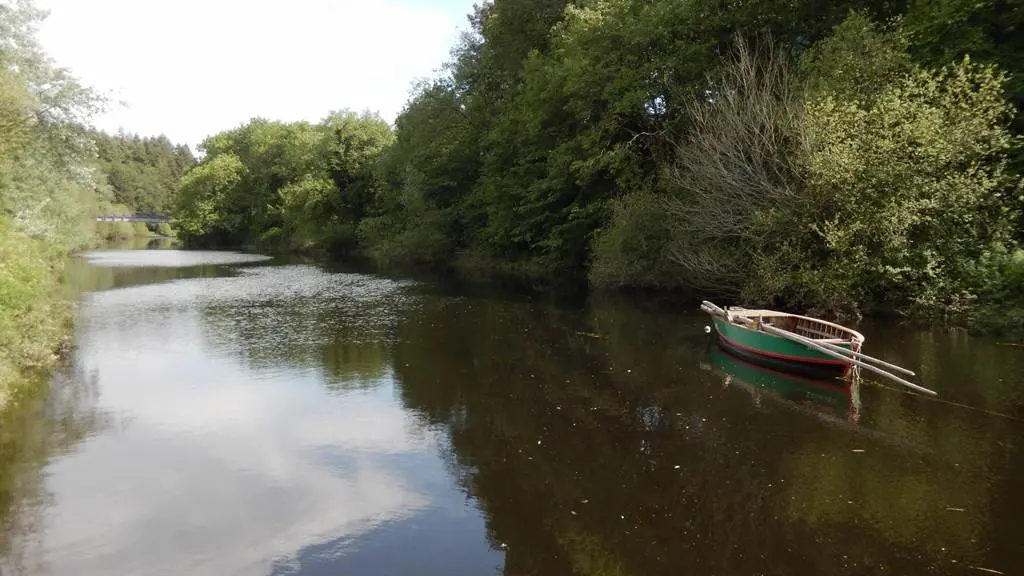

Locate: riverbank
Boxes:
[0,222,76,412]
[0,0,190,414]
[182,238,1024,341]
[95,221,175,242]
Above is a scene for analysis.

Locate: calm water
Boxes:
[2,249,1023,575]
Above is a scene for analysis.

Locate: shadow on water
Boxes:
[388,292,1024,575]
[101,236,178,251]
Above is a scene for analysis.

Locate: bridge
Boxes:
[95,214,172,224]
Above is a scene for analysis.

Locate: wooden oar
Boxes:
[759,323,938,396]
[811,339,916,377]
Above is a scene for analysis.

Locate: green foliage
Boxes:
[359,205,454,266]
[590,192,675,289]
[356,81,476,265]
[660,13,1022,322]
[959,248,1024,335]
[278,176,343,250]
[352,0,907,280]
[0,219,70,395]
[903,0,1024,103]
[801,12,913,102]
[95,221,134,241]
[174,153,247,244]
[174,112,392,253]
[131,222,150,237]
[799,55,1019,316]
[170,0,1024,331]
[1,0,107,404]
[92,131,194,214]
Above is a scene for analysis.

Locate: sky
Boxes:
[34,0,478,149]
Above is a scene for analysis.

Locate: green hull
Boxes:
[712,317,853,376]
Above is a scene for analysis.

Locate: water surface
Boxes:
[1,249,1022,575]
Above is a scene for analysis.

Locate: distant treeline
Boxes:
[92,131,194,215]
[174,0,1024,331]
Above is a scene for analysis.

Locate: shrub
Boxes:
[590,192,677,289]
[358,206,453,266]
[799,56,1020,317]
[0,219,71,409]
[664,36,807,297]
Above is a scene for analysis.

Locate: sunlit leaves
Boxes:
[174,153,246,241]
[174,112,393,252]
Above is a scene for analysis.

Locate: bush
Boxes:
[664,37,807,297]
[1,0,103,409]
[0,219,71,409]
[95,221,134,240]
[358,206,453,265]
[799,55,1019,317]
[590,192,677,289]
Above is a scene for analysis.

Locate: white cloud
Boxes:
[40,273,442,574]
[34,0,475,147]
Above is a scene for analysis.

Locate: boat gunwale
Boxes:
[724,307,865,346]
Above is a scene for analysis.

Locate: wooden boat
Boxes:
[699,301,936,396]
[706,305,864,378]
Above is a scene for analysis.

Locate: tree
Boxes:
[91,131,195,214]
[662,15,1022,320]
[1,0,108,401]
[174,153,246,244]
[664,37,807,296]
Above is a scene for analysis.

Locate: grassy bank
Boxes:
[0,221,75,411]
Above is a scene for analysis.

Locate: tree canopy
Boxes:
[173,0,1024,330]
[92,131,194,215]
[1,0,106,397]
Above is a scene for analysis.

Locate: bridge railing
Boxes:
[95,214,172,223]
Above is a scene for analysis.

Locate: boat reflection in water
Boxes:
[700,340,862,425]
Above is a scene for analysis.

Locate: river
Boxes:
[1,247,1022,575]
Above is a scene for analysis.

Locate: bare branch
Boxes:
[664,35,808,294]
